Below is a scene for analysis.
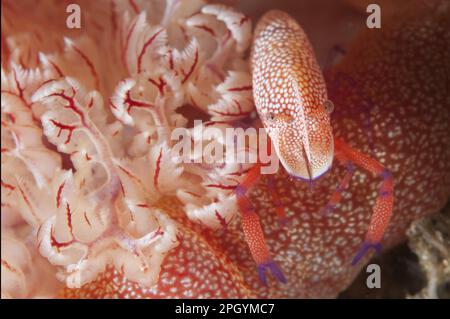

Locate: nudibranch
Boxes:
[234,10,394,284]
[2,0,449,299]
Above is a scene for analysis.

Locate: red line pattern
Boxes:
[238,15,250,26]
[153,148,163,190]
[17,184,41,223]
[194,25,216,36]
[228,85,252,92]
[181,47,199,84]
[123,18,138,72]
[205,184,236,191]
[1,180,15,192]
[1,259,19,274]
[128,0,139,14]
[214,210,228,228]
[137,29,164,73]
[56,181,65,208]
[72,45,99,90]
[148,76,167,96]
[168,49,174,70]
[48,91,86,125]
[66,202,73,234]
[84,212,92,227]
[211,99,252,118]
[50,225,74,251]
[124,90,154,114]
[49,119,77,144]
[48,60,64,77]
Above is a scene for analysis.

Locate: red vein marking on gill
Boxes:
[48,60,64,77]
[56,181,66,208]
[17,184,41,224]
[152,226,164,239]
[180,25,189,43]
[168,49,174,70]
[122,18,138,73]
[84,212,92,227]
[238,15,250,26]
[194,25,216,37]
[222,30,231,46]
[228,168,252,177]
[117,165,147,191]
[119,181,126,196]
[128,0,139,14]
[6,113,16,123]
[124,91,154,113]
[1,69,35,117]
[148,76,167,96]
[1,180,15,192]
[71,45,99,90]
[49,119,77,144]
[154,148,163,190]
[87,97,94,109]
[211,100,252,117]
[1,259,19,274]
[186,191,201,197]
[50,225,74,251]
[12,68,24,99]
[35,79,57,92]
[137,29,164,73]
[47,92,87,126]
[205,184,237,191]
[228,85,252,92]
[66,202,74,234]
[210,109,252,117]
[181,47,199,84]
[215,210,228,228]
[109,100,118,110]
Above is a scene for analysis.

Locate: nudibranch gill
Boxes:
[235,10,394,284]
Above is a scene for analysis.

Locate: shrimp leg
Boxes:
[235,162,287,285]
[333,137,394,265]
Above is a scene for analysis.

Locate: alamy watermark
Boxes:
[366,263,381,289]
[171,120,279,174]
[66,3,382,30]
[66,4,81,29]
[366,4,381,29]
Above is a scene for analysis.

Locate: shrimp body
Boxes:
[251,10,334,180]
